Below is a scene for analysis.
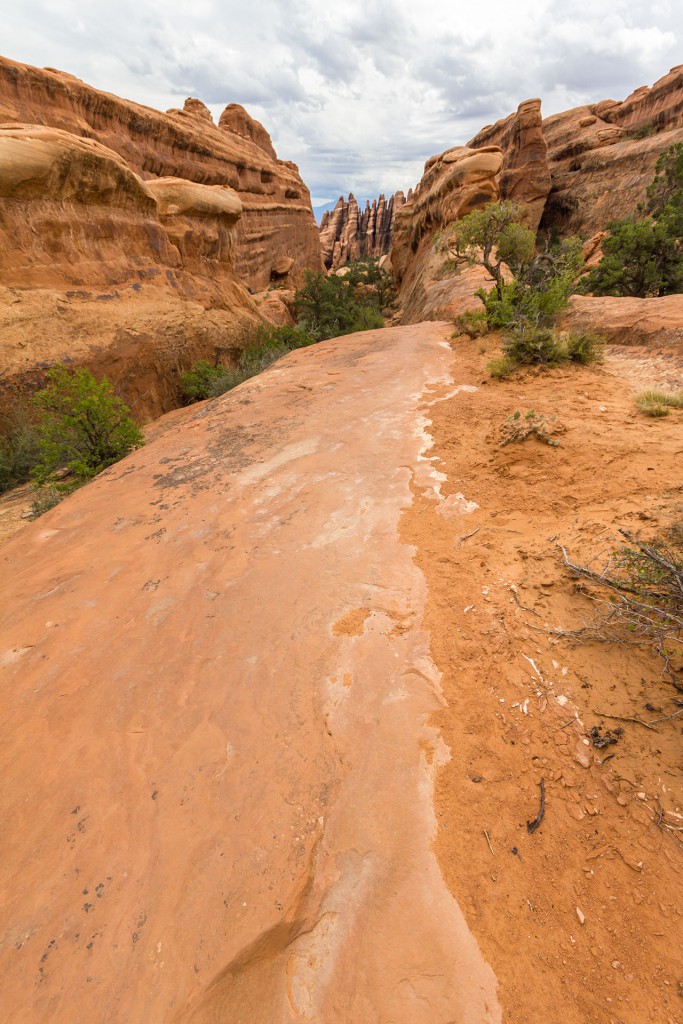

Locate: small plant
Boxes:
[503,327,567,366]
[564,330,605,364]
[0,404,41,493]
[559,523,683,682]
[487,356,515,380]
[454,310,489,338]
[31,366,144,486]
[30,484,67,518]
[500,409,561,447]
[636,389,683,417]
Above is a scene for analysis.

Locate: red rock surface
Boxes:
[0,56,321,291]
[0,123,260,420]
[0,323,500,1023]
[319,191,407,269]
[468,99,551,232]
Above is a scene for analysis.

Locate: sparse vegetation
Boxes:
[30,366,144,501]
[635,389,683,417]
[500,409,561,447]
[559,523,683,684]
[0,405,41,494]
[581,142,683,298]
[294,268,385,340]
[487,355,515,379]
[180,324,315,403]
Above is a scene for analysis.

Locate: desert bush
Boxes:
[31,366,144,486]
[563,330,605,364]
[503,327,567,366]
[560,524,683,681]
[487,356,516,379]
[294,269,384,340]
[30,484,68,519]
[180,324,316,403]
[500,409,561,447]
[0,405,41,493]
[635,389,683,417]
[454,310,489,338]
[581,143,683,298]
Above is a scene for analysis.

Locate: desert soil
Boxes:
[0,323,681,1022]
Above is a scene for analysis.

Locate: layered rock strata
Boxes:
[0,56,321,291]
[319,191,409,269]
[467,99,551,233]
[389,146,502,322]
[0,123,259,420]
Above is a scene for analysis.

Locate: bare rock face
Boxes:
[563,293,683,348]
[320,191,407,269]
[539,65,683,238]
[0,56,321,292]
[468,99,551,232]
[389,146,502,322]
[218,103,277,161]
[0,124,260,420]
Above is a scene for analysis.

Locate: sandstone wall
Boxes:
[0,57,321,291]
[0,124,261,420]
[468,99,551,232]
[319,191,408,269]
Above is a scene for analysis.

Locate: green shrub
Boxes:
[503,327,567,366]
[581,143,683,298]
[180,324,316,404]
[455,310,489,338]
[294,270,385,340]
[0,405,41,494]
[500,409,561,447]
[31,366,144,486]
[30,484,69,518]
[564,330,605,364]
[487,356,516,379]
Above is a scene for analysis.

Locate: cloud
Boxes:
[1,0,681,199]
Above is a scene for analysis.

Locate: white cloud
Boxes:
[1,0,681,201]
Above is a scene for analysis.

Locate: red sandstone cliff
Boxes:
[0,57,323,420]
[0,57,321,291]
[319,191,409,269]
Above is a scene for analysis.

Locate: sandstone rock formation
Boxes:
[467,99,551,233]
[0,57,323,419]
[389,146,502,322]
[0,123,259,420]
[0,56,321,291]
[319,191,408,269]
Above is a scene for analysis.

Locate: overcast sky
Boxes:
[2,0,681,206]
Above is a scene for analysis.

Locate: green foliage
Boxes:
[30,484,68,519]
[0,405,41,494]
[31,366,144,486]
[294,269,384,340]
[635,389,683,417]
[180,324,316,404]
[454,309,489,338]
[582,143,683,298]
[503,327,566,366]
[564,330,605,365]
[445,200,535,298]
[487,355,516,379]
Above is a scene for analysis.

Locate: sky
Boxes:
[2,0,681,206]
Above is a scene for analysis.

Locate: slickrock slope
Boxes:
[0,324,500,1024]
[390,146,502,323]
[0,123,259,420]
[0,57,321,292]
[319,191,408,269]
[468,99,551,233]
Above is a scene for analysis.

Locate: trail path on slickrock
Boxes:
[0,324,500,1024]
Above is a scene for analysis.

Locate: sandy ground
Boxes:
[0,324,681,1022]
[403,332,683,1023]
